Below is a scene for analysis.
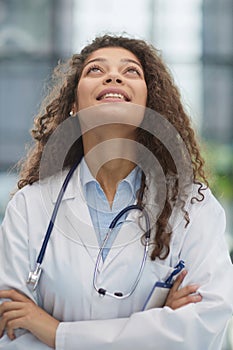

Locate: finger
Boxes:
[6,317,25,341]
[0,309,25,337]
[165,275,200,307]
[174,283,200,300]
[0,301,26,316]
[171,293,202,310]
[170,270,187,292]
[0,290,30,303]
[6,327,16,341]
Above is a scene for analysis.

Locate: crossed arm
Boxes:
[0,270,201,348]
[0,190,231,349]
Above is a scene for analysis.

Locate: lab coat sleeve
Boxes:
[0,196,52,349]
[55,192,233,350]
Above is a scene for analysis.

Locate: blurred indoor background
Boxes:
[0,0,232,348]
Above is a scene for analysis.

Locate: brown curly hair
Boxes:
[17,34,208,260]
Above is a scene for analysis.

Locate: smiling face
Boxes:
[75,47,148,111]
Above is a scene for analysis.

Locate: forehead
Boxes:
[84,47,141,65]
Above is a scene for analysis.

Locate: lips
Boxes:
[96,88,131,102]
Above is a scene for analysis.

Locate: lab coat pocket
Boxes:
[143,260,185,310]
[147,259,174,281]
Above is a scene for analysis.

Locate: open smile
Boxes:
[96,89,131,102]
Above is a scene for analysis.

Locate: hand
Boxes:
[0,289,59,348]
[165,270,202,310]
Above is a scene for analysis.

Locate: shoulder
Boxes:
[169,184,226,247]
[9,170,70,211]
[169,183,225,226]
[170,184,226,252]
[188,184,225,225]
[10,166,81,212]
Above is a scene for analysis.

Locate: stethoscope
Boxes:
[27,161,151,299]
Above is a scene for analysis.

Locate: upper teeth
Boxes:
[101,93,125,100]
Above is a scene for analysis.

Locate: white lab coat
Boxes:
[0,165,233,350]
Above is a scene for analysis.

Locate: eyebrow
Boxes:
[84,57,143,69]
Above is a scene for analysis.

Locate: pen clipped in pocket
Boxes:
[142,260,185,310]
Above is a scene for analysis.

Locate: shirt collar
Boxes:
[80,156,96,189]
[80,157,141,198]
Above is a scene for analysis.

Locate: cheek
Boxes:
[138,82,148,105]
[76,81,91,110]
[77,81,86,100]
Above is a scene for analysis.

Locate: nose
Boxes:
[104,74,123,85]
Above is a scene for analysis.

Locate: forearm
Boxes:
[0,290,59,349]
[55,302,231,350]
[0,332,53,350]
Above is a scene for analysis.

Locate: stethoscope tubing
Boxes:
[93,204,151,299]
[37,162,79,264]
[28,161,151,296]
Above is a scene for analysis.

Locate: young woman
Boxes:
[0,34,232,350]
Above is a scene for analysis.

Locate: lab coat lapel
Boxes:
[64,198,97,241]
[53,170,101,268]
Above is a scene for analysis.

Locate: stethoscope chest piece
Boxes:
[27,263,42,290]
[26,162,79,291]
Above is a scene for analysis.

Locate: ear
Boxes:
[70,103,78,116]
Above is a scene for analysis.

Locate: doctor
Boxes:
[0,34,233,350]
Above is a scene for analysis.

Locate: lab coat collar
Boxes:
[50,166,80,203]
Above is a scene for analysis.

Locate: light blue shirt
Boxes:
[80,158,142,260]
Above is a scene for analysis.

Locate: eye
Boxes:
[86,65,103,74]
[125,66,142,76]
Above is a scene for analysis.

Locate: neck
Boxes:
[83,130,137,204]
[87,158,136,205]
